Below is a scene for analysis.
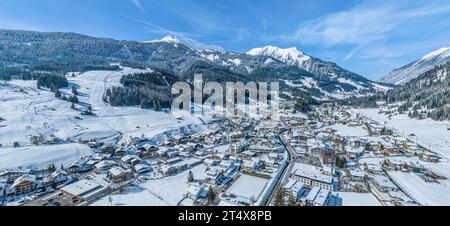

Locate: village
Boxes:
[0,99,447,207]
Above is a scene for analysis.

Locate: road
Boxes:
[261,129,293,206]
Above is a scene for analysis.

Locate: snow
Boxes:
[359,156,450,206]
[0,67,203,170]
[381,47,450,85]
[226,174,269,201]
[330,123,368,137]
[91,184,168,206]
[248,46,311,65]
[421,47,450,61]
[356,108,450,159]
[146,35,225,53]
[334,192,381,206]
[92,164,206,206]
[0,143,91,170]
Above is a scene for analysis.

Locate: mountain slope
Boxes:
[247,46,388,97]
[380,47,450,85]
[348,62,450,121]
[0,29,383,105]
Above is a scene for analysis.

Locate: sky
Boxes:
[0,0,449,80]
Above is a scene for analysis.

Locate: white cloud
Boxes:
[281,0,450,46]
[131,0,144,12]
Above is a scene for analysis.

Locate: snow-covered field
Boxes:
[330,123,368,137]
[92,164,206,206]
[226,174,269,201]
[0,143,91,170]
[334,192,381,206]
[356,108,450,159]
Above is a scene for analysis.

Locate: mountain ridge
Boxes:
[380,47,450,85]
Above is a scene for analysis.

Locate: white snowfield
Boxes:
[226,174,270,202]
[0,67,202,170]
[331,123,368,137]
[0,143,91,170]
[335,192,381,206]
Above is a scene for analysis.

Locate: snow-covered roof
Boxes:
[292,163,333,184]
[313,188,330,206]
[372,175,397,190]
[11,174,36,187]
[61,179,102,197]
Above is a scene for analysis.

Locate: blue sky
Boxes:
[0,0,449,80]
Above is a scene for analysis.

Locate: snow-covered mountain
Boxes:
[380,47,450,85]
[145,35,225,53]
[247,46,391,96]
[0,29,388,103]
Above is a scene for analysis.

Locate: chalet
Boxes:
[114,148,127,157]
[133,164,153,175]
[51,170,68,184]
[100,144,116,154]
[372,175,399,192]
[242,159,260,172]
[205,168,222,185]
[94,160,117,174]
[203,158,219,167]
[0,169,31,183]
[348,169,366,182]
[10,174,36,195]
[120,155,142,168]
[66,162,81,173]
[107,167,132,183]
[420,152,439,163]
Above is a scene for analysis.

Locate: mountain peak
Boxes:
[247,46,311,65]
[421,47,450,61]
[144,35,225,53]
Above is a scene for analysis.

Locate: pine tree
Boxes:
[72,86,78,95]
[274,187,285,206]
[187,170,194,183]
[207,186,216,206]
[54,89,61,98]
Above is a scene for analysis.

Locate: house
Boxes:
[187,186,208,201]
[120,155,142,168]
[133,164,153,175]
[51,170,68,184]
[0,178,6,197]
[348,169,366,182]
[242,159,259,172]
[94,160,117,174]
[114,148,127,157]
[372,175,399,192]
[0,169,31,183]
[66,162,81,173]
[291,163,333,191]
[205,168,222,185]
[283,179,305,198]
[107,167,132,183]
[60,179,109,202]
[420,152,439,163]
[10,174,36,195]
[312,188,330,206]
